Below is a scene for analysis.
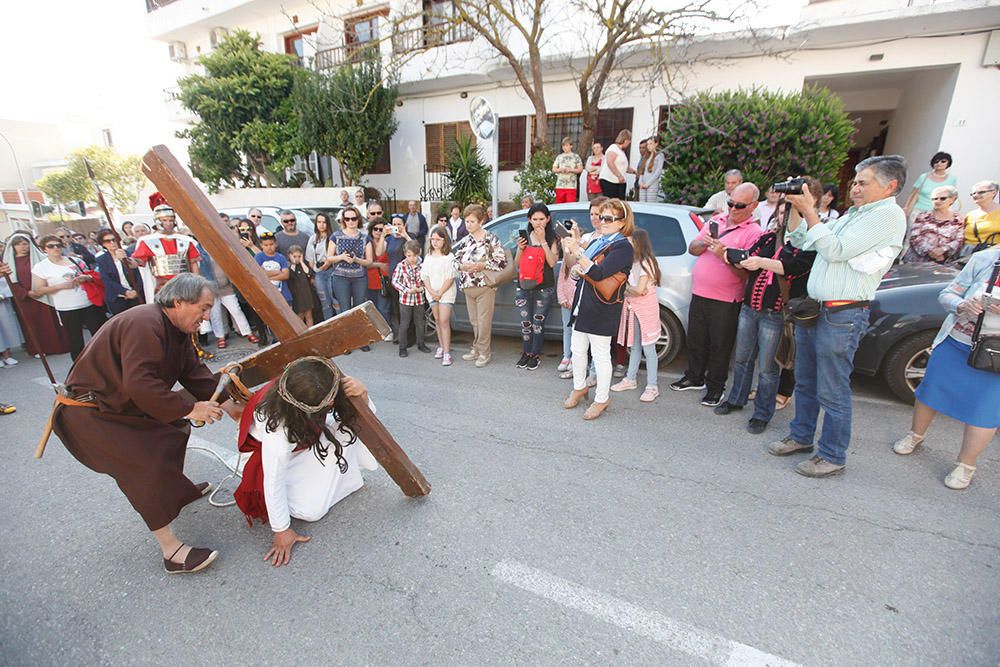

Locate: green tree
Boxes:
[660,87,855,206]
[177,30,301,191]
[513,147,556,204]
[35,145,146,213]
[294,57,399,186]
[445,134,491,208]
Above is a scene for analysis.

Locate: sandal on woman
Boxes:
[247,334,260,344]
[583,400,610,421]
[216,338,227,349]
[163,544,218,574]
[775,394,792,411]
[564,387,589,409]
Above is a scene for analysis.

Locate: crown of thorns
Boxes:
[276,356,341,414]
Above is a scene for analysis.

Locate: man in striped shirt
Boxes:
[767,155,907,477]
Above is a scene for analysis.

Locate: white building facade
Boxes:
[146,0,1000,208]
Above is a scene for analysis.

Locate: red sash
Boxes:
[233,381,276,527]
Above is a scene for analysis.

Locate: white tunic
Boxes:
[253,409,379,532]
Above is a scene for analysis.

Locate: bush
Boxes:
[660,86,855,206]
[446,134,492,208]
[513,147,556,204]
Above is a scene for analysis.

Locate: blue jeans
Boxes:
[788,306,870,465]
[332,274,368,314]
[726,305,784,423]
[515,286,555,356]
[313,268,336,320]
[625,314,658,387]
[368,288,391,326]
[561,307,573,359]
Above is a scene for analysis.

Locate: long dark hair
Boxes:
[255,360,358,471]
[630,228,661,285]
[314,213,332,241]
[526,203,558,246]
[237,218,261,246]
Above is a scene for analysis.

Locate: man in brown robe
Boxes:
[52,273,239,574]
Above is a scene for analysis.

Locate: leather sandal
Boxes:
[583,400,610,420]
[564,387,589,409]
[216,338,227,349]
[247,334,260,344]
[163,544,218,574]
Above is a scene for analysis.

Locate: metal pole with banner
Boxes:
[469,96,499,219]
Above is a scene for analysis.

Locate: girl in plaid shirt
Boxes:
[392,240,431,357]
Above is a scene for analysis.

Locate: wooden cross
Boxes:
[141,145,430,497]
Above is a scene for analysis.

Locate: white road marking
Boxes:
[491,559,800,667]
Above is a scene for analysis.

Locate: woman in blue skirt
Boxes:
[892,247,1000,489]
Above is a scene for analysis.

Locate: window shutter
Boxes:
[498,116,526,170]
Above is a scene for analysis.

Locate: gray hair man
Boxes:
[768,155,907,477]
[50,271,238,575]
[704,169,745,214]
[274,209,309,257]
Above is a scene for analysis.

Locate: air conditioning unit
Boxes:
[209,27,229,49]
[168,41,188,61]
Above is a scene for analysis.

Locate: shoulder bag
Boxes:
[967,259,1000,374]
[482,247,516,288]
[774,270,796,370]
[581,245,628,304]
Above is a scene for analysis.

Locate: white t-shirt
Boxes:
[598,144,628,183]
[704,190,729,213]
[420,253,458,304]
[755,201,776,228]
[31,258,91,311]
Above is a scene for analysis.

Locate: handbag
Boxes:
[581,246,628,304]
[967,259,1000,374]
[482,248,516,288]
[774,273,796,370]
[70,257,105,308]
[379,274,392,298]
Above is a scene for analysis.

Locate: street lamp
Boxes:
[0,129,37,234]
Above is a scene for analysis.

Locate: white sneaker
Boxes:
[384,332,394,342]
[461,351,479,361]
[3,358,17,366]
[944,462,976,490]
[892,432,924,455]
[475,355,491,368]
[442,353,453,366]
[640,386,659,403]
[557,357,571,372]
[434,347,443,359]
[610,379,637,392]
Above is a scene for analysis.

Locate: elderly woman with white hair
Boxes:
[902,185,964,264]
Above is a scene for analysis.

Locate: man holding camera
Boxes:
[671,183,763,407]
[768,155,907,477]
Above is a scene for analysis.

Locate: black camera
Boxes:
[562,220,574,230]
[726,248,750,265]
[239,233,250,241]
[772,177,807,195]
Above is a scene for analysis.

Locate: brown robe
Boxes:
[52,304,217,531]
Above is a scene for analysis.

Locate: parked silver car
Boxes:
[446,202,712,363]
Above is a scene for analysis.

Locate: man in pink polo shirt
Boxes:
[671,183,763,406]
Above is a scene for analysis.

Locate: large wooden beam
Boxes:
[141,146,304,341]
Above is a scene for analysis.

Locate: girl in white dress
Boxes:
[235,356,378,567]
[420,226,458,365]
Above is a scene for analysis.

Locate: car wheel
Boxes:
[881,330,935,404]
[656,308,684,364]
[424,304,438,341]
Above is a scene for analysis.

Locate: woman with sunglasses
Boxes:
[562,199,635,420]
[330,206,372,350]
[902,186,963,264]
[233,219,270,345]
[365,217,391,326]
[903,152,957,222]
[962,181,1000,255]
[31,235,107,360]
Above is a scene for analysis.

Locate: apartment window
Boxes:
[656,105,678,135]
[425,121,474,171]
[346,11,386,46]
[594,107,634,152]
[498,116,527,170]
[284,26,318,67]
[371,140,392,174]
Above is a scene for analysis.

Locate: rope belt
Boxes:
[55,393,97,409]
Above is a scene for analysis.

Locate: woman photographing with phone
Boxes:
[562,199,635,420]
[514,204,559,371]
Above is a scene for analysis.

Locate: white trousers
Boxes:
[199,293,252,337]
[571,329,613,403]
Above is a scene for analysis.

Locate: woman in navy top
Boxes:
[563,198,635,420]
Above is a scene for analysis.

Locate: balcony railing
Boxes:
[145,0,180,12]
[313,20,474,72]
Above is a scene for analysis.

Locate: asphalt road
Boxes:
[1,332,998,666]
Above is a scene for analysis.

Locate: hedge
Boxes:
[660,86,855,206]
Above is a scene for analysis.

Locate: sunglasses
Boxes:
[931,196,951,201]
[343,216,359,222]
[727,200,750,210]
[44,243,62,249]
[371,226,384,232]
[249,214,261,218]
[598,215,624,222]
[971,190,995,197]
[259,233,275,240]
[281,219,296,224]
[933,159,949,164]
[369,211,383,216]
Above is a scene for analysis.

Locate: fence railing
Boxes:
[314,43,381,71]
[314,20,474,72]
[421,165,452,202]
